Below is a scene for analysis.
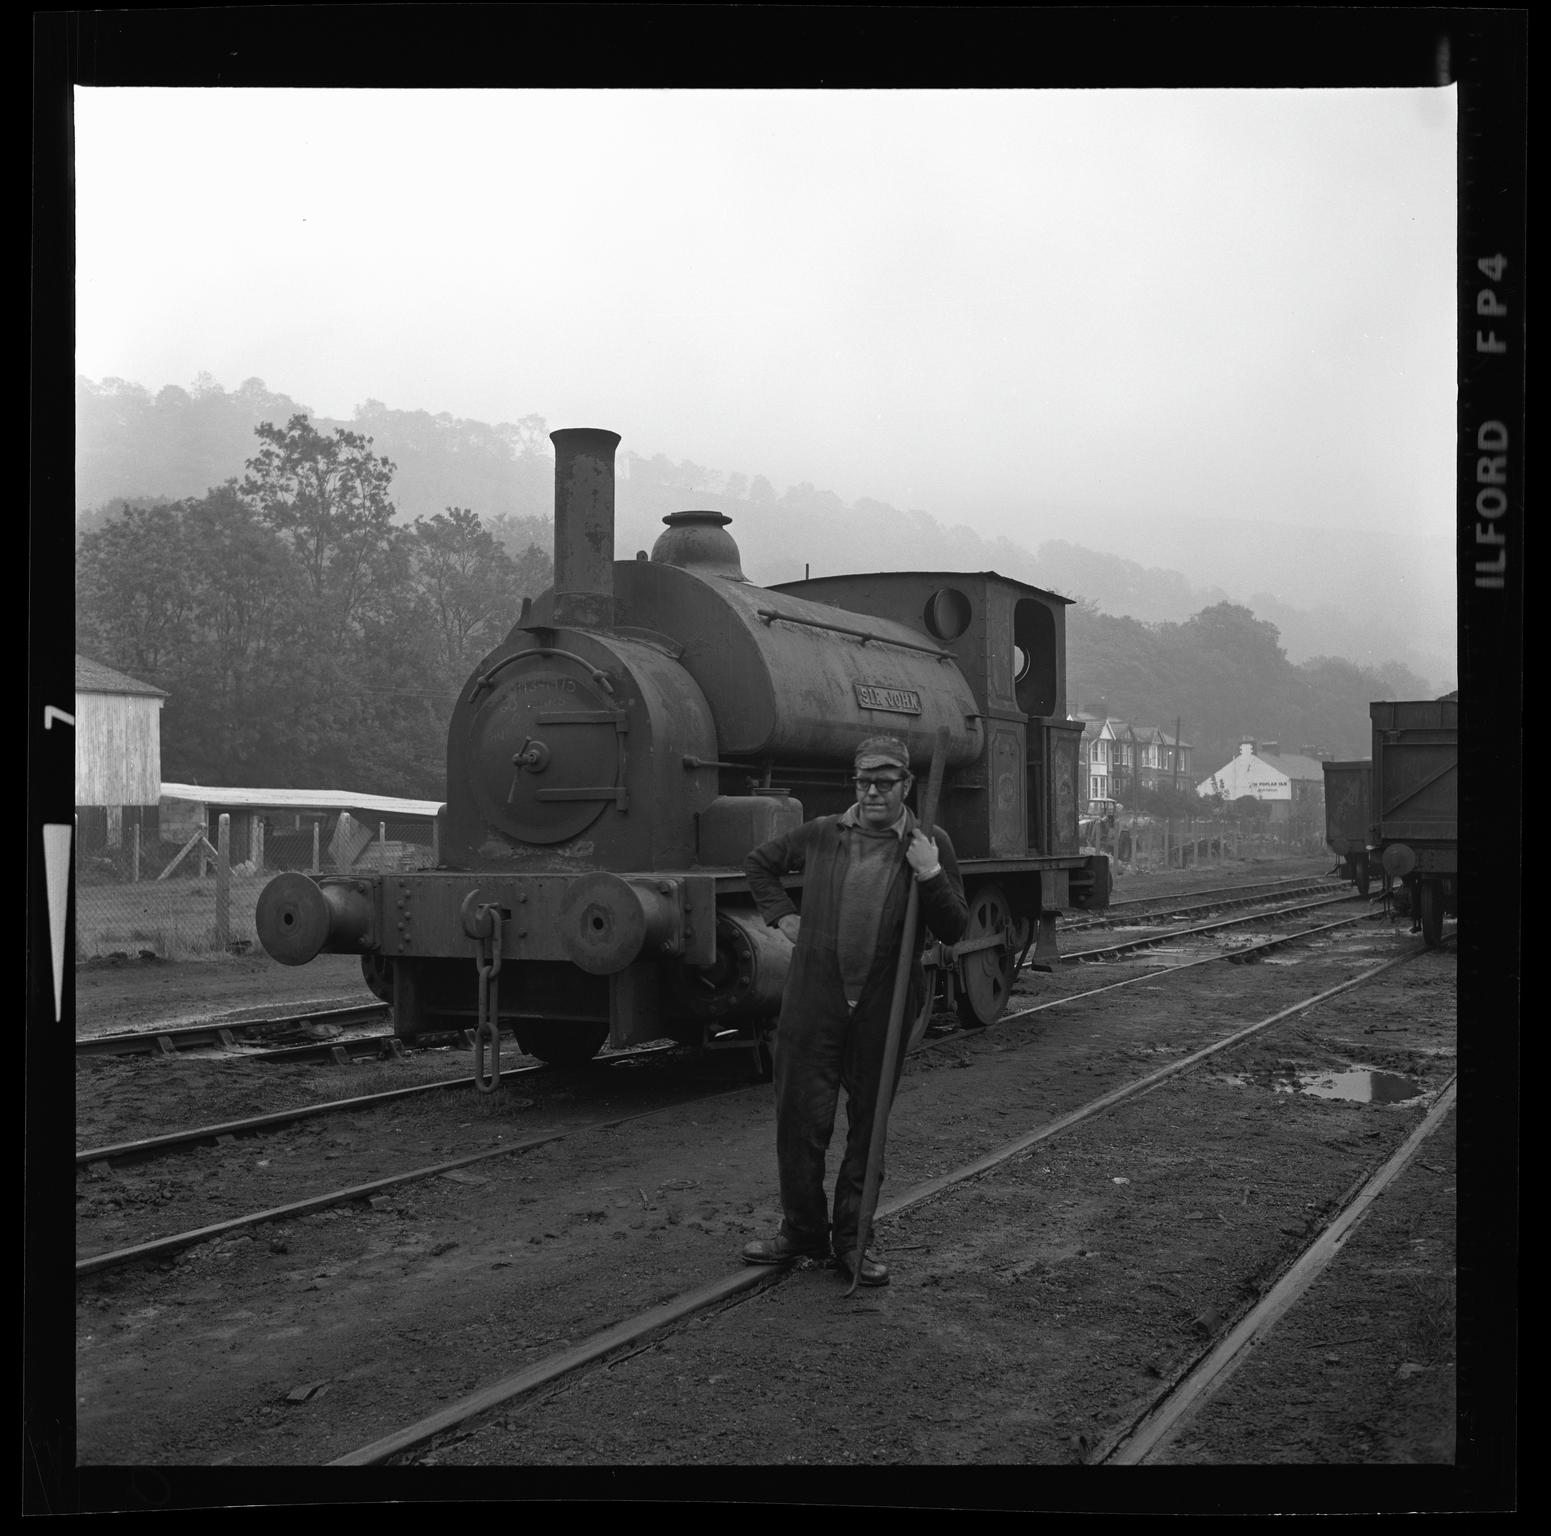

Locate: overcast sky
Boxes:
[75,86,1456,557]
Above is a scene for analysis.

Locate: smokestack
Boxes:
[550,428,622,628]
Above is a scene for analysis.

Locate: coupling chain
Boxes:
[471,901,504,1092]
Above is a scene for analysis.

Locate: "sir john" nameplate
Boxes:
[854,684,922,715]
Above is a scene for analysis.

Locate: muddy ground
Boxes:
[48,858,1514,1511]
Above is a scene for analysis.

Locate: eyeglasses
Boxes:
[854,775,908,794]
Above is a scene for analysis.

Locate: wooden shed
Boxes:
[74,655,167,852]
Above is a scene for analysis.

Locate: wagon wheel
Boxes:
[1355,861,1371,899]
[955,882,1016,1030]
[516,1019,609,1068]
[1418,879,1444,947]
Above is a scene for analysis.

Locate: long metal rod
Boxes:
[847,727,949,1294]
[753,607,953,659]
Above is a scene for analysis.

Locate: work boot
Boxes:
[742,1231,828,1266]
[834,1248,890,1287]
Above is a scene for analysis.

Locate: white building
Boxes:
[1198,739,1326,826]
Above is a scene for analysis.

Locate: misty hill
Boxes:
[75,374,1452,697]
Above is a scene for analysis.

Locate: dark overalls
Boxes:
[744,811,968,1256]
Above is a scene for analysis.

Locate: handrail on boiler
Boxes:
[753,607,954,661]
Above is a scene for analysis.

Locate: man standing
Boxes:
[741,735,968,1286]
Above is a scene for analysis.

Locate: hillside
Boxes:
[75,373,1453,703]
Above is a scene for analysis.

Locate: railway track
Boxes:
[75,911,1455,1465]
[72,907,1419,1275]
[75,891,1374,1173]
[72,883,1383,1197]
[329,938,1450,1466]
[1100,1077,1457,1465]
[75,1003,393,1061]
[1056,889,1371,963]
[75,1041,689,1170]
[1061,875,1355,933]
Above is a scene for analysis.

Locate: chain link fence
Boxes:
[74,813,438,963]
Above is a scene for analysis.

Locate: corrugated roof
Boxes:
[161,784,443,818]
[76,655,168,698]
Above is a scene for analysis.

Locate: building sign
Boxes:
[855,684,922,715]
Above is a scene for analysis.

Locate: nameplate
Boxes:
[855,684,922,715]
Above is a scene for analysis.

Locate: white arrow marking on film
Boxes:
[44,824,72,1022]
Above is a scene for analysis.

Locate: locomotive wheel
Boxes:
[1418,880,1444,946]
[955,883,1016,1030]
[516,1020,609,1068]
[360,952,393,1003]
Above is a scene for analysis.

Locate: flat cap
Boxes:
[854,735,911,771]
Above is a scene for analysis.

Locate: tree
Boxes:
[1133,782,1208,819]
[487,512,553,561]
[1371,658,1436,701]
[160,485,307,782]
[1180,603,1286,670]
[411,507,524,677]
[74,502,193,676]
[241,415,404,641]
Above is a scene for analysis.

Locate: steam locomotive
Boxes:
[256,428,1110,1066]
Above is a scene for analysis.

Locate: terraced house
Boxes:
[1075,715,1192,811]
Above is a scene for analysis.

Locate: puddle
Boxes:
[1220,1068,1426,1104]
[1298,1069,1426,1104]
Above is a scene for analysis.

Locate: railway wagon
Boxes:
[255,428,1110,1066]
[1370,697,1457,946]
[1322,758,1377,895]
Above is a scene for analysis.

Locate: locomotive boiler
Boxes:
[256,428,1110,1067]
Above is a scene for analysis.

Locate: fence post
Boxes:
[379,820,388,871]
[253,816,265,874]
[131,822,140,884]
[216,813,230,950]
[431,814,441,868]
[311,820,321,874]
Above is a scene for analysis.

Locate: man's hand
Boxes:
[777,914,801,944]
[906,829,942,880]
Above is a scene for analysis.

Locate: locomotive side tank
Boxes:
[255,426,1110,1061]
